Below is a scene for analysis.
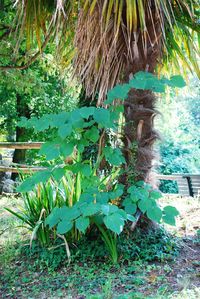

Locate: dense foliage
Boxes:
[6,72,183,263]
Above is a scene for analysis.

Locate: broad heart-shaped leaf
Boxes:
[16,177,36,193]
[79,107,95,119]
[59,206,81,222]
[79,193,94,203]
[110,184,124,198]
[117,209,128,220]
[105,83,130,104]
[128,185,149,201]
[82,203,101,217]
[57,220,73,234]
[129,78,147,90]
[127,214,136,222]
[138,198,154,213]
[32,170,52,184]
[32,115,52,132]
[84,126,99,143]
[75,217,90,233]
[60,141,74,157]
[101,204,119,216]
[39,142,60,160]
[77,139,89,153]
[103,147,125,166]
[149,190,162,200]
[162,214,176,226]
[96,192,110,204]
[52,168,65,181]
[104,213,125,235]
[162,205,179,226]
[58,123,72,139]
[51,112,70,127]
[163,206,179,217]
[17,169,52,192]
[124,203,137,215]
[146,206,162,223]
[45,207,61,228]
[169,75,186,88]
[80,164,91,177]
[70,109,85,129]
[93,108,111,127]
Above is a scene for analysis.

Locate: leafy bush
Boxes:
[8,72,184,263]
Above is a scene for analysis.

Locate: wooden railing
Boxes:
[0,142,200,196]
[0,142,45,173]
[156,174,200,197]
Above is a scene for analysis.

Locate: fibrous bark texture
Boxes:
[123,89,160,183]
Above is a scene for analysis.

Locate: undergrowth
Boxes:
[19,226,180,272]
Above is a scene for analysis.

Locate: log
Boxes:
[0,142,44,149]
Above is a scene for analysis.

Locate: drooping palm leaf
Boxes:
[8,0,200,102]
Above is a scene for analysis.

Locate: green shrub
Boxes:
[7,72,183,263]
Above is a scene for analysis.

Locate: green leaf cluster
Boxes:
[46,194,135,235]
[123,181,179,225]
[105,72,186,105]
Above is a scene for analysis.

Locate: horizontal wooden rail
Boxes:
[0,166,46,173]
[0,142,44,149]
[156,174,183,181]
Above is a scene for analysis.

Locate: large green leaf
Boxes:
[39,142,60,160]
[79,107,95,119]
[57,220,73,234]
[103,213,125,235]
[128,185,149,201]
[169,76,186,88]
[124,203,137,214]
[82,203,101,217]
[101,204,118,216]
[75,217,90,233]
[60,141,74,157]
[45,207,61,228]
[84,126,99,143]
[149,190,162,200]
[52,168,65,181]
[16,177,36,193]
[162,205,179,226]
[105,83,130,104]
[59,206,81,222]
[103,147,125,166]
[147,206,162,223]
[138,198,153,213]
[93,108,111,127]
[17,170,52,192]
[58,123,72,139]
[96,192,110,204]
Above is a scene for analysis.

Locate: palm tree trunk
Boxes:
[123,89,160,184]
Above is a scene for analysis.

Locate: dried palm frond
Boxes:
[7,0,200,103]
[74,0,199,104]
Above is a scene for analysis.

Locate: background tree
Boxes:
[156,76,200,192]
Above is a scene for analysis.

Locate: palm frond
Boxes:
[74,0,199,103]
[12,0,200,104]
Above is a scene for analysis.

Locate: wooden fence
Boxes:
[0,142,200,197]
[0,142,45,173]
